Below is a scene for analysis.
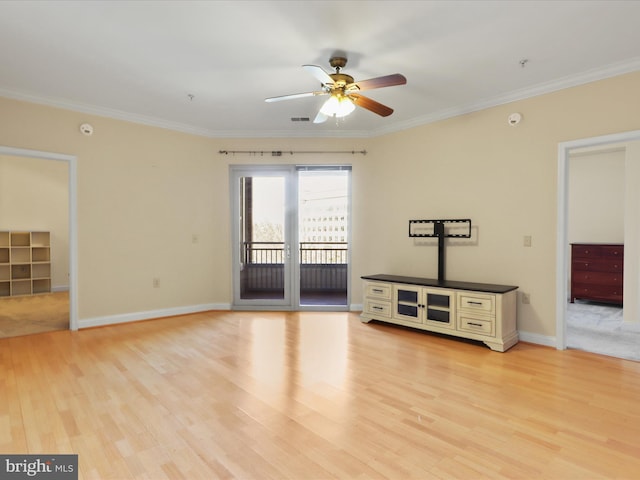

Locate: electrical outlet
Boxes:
[153,278,160,288]
[522,293,530,304]
[524,235,532,247]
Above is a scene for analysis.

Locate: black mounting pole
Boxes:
[435,222,445,282]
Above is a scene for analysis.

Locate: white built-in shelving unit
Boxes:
[0,231,51,297]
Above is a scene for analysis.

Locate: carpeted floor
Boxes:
[0,291,69,338]
[567,301,640,361]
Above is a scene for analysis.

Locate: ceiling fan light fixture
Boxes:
[320,95,355,118]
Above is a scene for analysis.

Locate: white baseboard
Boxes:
[79,306,558,351]
[79,303,231,329]
[518,330,556,348]
[52,285,69,292]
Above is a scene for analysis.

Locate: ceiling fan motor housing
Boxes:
[330,73,355,88]
[329,56,348,70]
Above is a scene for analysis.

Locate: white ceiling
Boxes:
[1,0,639,138]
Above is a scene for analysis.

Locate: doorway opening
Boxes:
[556,130,640,354]
[0,146,78,333]
[231,165,350,310]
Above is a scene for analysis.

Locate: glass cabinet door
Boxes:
[394,285,422,323]
[424,289,455,329]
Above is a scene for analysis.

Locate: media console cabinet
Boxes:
[361,274,519,352]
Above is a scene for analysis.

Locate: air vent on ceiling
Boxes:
[291,117,310,122]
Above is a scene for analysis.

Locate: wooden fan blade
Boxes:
[265,91,326,102]
[302,64,334,85]
[347,73,406,92]
[349,93,394,117]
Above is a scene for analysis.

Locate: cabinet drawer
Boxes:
[602,245,624,258]
[364,300,391,318]
[458,292,495,314]
[571,245,601,258]
[365,282,392,300]
[571,271,622,286]
[458,315,495,336]
[572,259,623,273]
[572,284,623,300]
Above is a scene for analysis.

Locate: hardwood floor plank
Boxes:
[2,311,640,479]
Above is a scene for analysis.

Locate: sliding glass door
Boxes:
[297,167,349,307]
[231,166,292,308]
[230,165,350,310]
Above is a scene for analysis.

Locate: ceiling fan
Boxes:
[265,56,407,124]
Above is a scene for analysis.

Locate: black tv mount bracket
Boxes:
[408,219,472,282]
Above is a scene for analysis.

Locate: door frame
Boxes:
[556,129,640,349]
[230,165,297,310]
[0,145,78,330]
[229,164,352,311]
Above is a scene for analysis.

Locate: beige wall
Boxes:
[568,148,625,244]
[1,70,639,339]
[362,71,640,337]
[0,154,69,289]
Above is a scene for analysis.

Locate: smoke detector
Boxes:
[80,123,94,136]
[508,113,522,126]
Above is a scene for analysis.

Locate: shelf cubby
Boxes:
[11,264,31,279]
[0,264,9,281]
[32,247,50,262]
[31,231,51,247]
[32,279,51,294]
[32,263,51,279]
[11,232,31,246]
[11,247,30,263]
[11,279,32,296]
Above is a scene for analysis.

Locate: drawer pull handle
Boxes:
[468,322,483,327]
[467,301,483,305]
[372,306,383,310]
[372,289,383,293]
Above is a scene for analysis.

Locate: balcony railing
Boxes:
[242,242,347,265]
[241,242,348,293]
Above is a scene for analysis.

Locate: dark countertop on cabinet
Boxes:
[361,274,518,294]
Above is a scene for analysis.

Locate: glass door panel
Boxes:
[298,168,349,307]
[232,168,292,307]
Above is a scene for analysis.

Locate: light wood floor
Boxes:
[2,311,640,479]
[0,291,69,338]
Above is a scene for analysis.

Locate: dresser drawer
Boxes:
[602,245,624,258]
[572,259,623,273]
[364,282,392,300]
[571,271,623,286]
[571,244,601,258]
[572,284,623,297]
[458,315,495,337]
[458,292,495,314]
[364,299,391,319]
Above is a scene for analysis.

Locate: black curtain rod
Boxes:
[218,150,367,156]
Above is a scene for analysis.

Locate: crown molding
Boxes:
[2,56,640,140]
[372,56,640,137]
